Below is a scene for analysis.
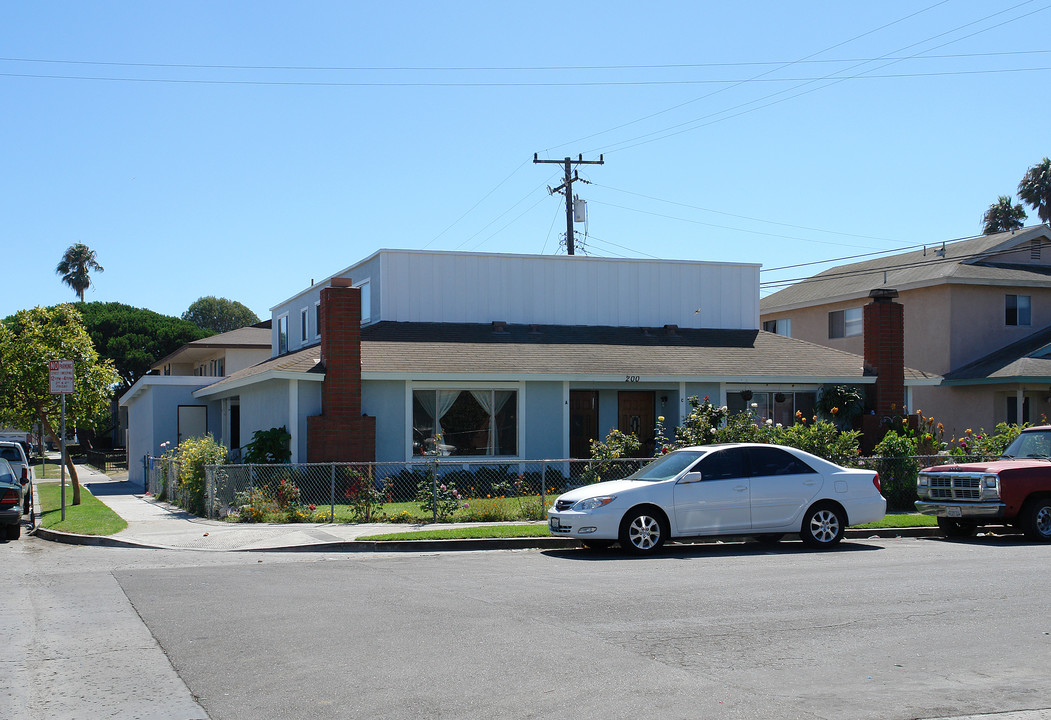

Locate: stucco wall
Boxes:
[237,380,290,452]
[362,380,406,462]
[523,382,564,459]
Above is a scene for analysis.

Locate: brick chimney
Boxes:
[306,278,376,462]
[863,288,905,419]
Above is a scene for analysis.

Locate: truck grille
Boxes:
[927,474,982,501]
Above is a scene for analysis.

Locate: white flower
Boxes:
[765,419,773,426]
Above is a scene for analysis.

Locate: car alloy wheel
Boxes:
[801,505,844,548]
[620,508,666,555]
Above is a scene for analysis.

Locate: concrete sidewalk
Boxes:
[30,463,938,552]
[31,464,576,552]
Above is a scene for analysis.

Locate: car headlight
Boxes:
[572,496,616,512]
[917,474,929,487]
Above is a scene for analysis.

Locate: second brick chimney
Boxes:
[863,288,905,419]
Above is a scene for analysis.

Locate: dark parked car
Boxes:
[0,458,28,540]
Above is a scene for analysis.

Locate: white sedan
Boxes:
[548,444,886,554]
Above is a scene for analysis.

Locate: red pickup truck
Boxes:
[915,425,1051,541]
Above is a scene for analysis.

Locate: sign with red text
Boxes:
[49,359,75,395]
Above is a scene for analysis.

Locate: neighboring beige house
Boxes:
[153,323,272,378]
[760,225,1051,435]
[119,323,272,468]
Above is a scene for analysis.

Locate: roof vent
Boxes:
[491,321,508,334]
[664,324,679,336]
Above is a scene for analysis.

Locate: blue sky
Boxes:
[2,1,1049,321]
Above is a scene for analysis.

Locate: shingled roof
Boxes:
[761,225,1051,312]
[944,324,1051,384]
[196,322,936,399]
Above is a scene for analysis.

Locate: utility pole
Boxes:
[533,153,604,255]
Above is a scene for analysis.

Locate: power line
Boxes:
[545,0,954,154]
[588,1,1050,156]
[3,48,1049,73]
[758,247,1011,290]
[592,183,902,243]
[6,65,1046,88]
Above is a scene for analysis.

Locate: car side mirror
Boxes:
[680,471,703,484]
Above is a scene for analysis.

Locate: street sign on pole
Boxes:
[49,359,74,519]
[49,359,75,395]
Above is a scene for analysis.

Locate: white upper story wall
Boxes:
[271,250,760,356]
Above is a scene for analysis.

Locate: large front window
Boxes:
[412,389,517,456]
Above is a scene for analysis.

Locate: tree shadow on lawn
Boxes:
[543,537,884,561]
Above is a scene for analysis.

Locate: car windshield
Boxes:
[627,450,707,482]
[1002,430,1051,459]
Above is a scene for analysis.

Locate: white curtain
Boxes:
[470,390,513,454]
[415,390,461,453]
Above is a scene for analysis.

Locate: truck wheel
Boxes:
[937,517,977,538]
[1021,499,1051,542]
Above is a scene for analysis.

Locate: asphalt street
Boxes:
[4,531,1051,720]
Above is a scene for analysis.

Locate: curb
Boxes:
[27,525,942,552]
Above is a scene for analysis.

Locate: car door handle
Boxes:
[734,485,748,492]
[803,480,819,486]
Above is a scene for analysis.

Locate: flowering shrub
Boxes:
[581,428,640,483]
[416,472,467,521]
[952,422,1025,456]
[170,434,228,515]
[343,469,386,522]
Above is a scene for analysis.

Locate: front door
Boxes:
[618,391,655,456]
[569,391,598,459]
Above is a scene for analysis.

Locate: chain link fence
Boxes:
[194,458,645,522]
[146,452,999,521]
[850,454,993,512]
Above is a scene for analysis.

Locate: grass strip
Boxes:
[357,524,551,541]
[35,482,128,535]
[852,513,937,529]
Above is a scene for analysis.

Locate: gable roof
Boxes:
[151,326,272,370]
[194,322,937,399]
[761,225,1051,313]
[944,323,1051,385]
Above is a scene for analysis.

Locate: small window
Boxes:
[277,314,289,354]
[829,307,863,339]
[357,279,371,323]
[217,358,225,377]
[314,301,321,339]
[1006,295,1031,326]
[763,318,792,337]
[300,308,309,343]
[1007,396,1031,424]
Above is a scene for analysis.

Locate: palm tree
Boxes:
[56,243,104,301]
[981,195,1027,235]
[1018,157,1051,225]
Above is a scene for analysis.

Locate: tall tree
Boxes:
[981,195,1027,235]
[182,296,260,333]
[1018,157,1051,225]
[56,243,104,301]
[0,305,118,504]
[74,302,214,393]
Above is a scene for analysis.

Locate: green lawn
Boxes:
[359,525,552,541]
[35,482,127,535]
